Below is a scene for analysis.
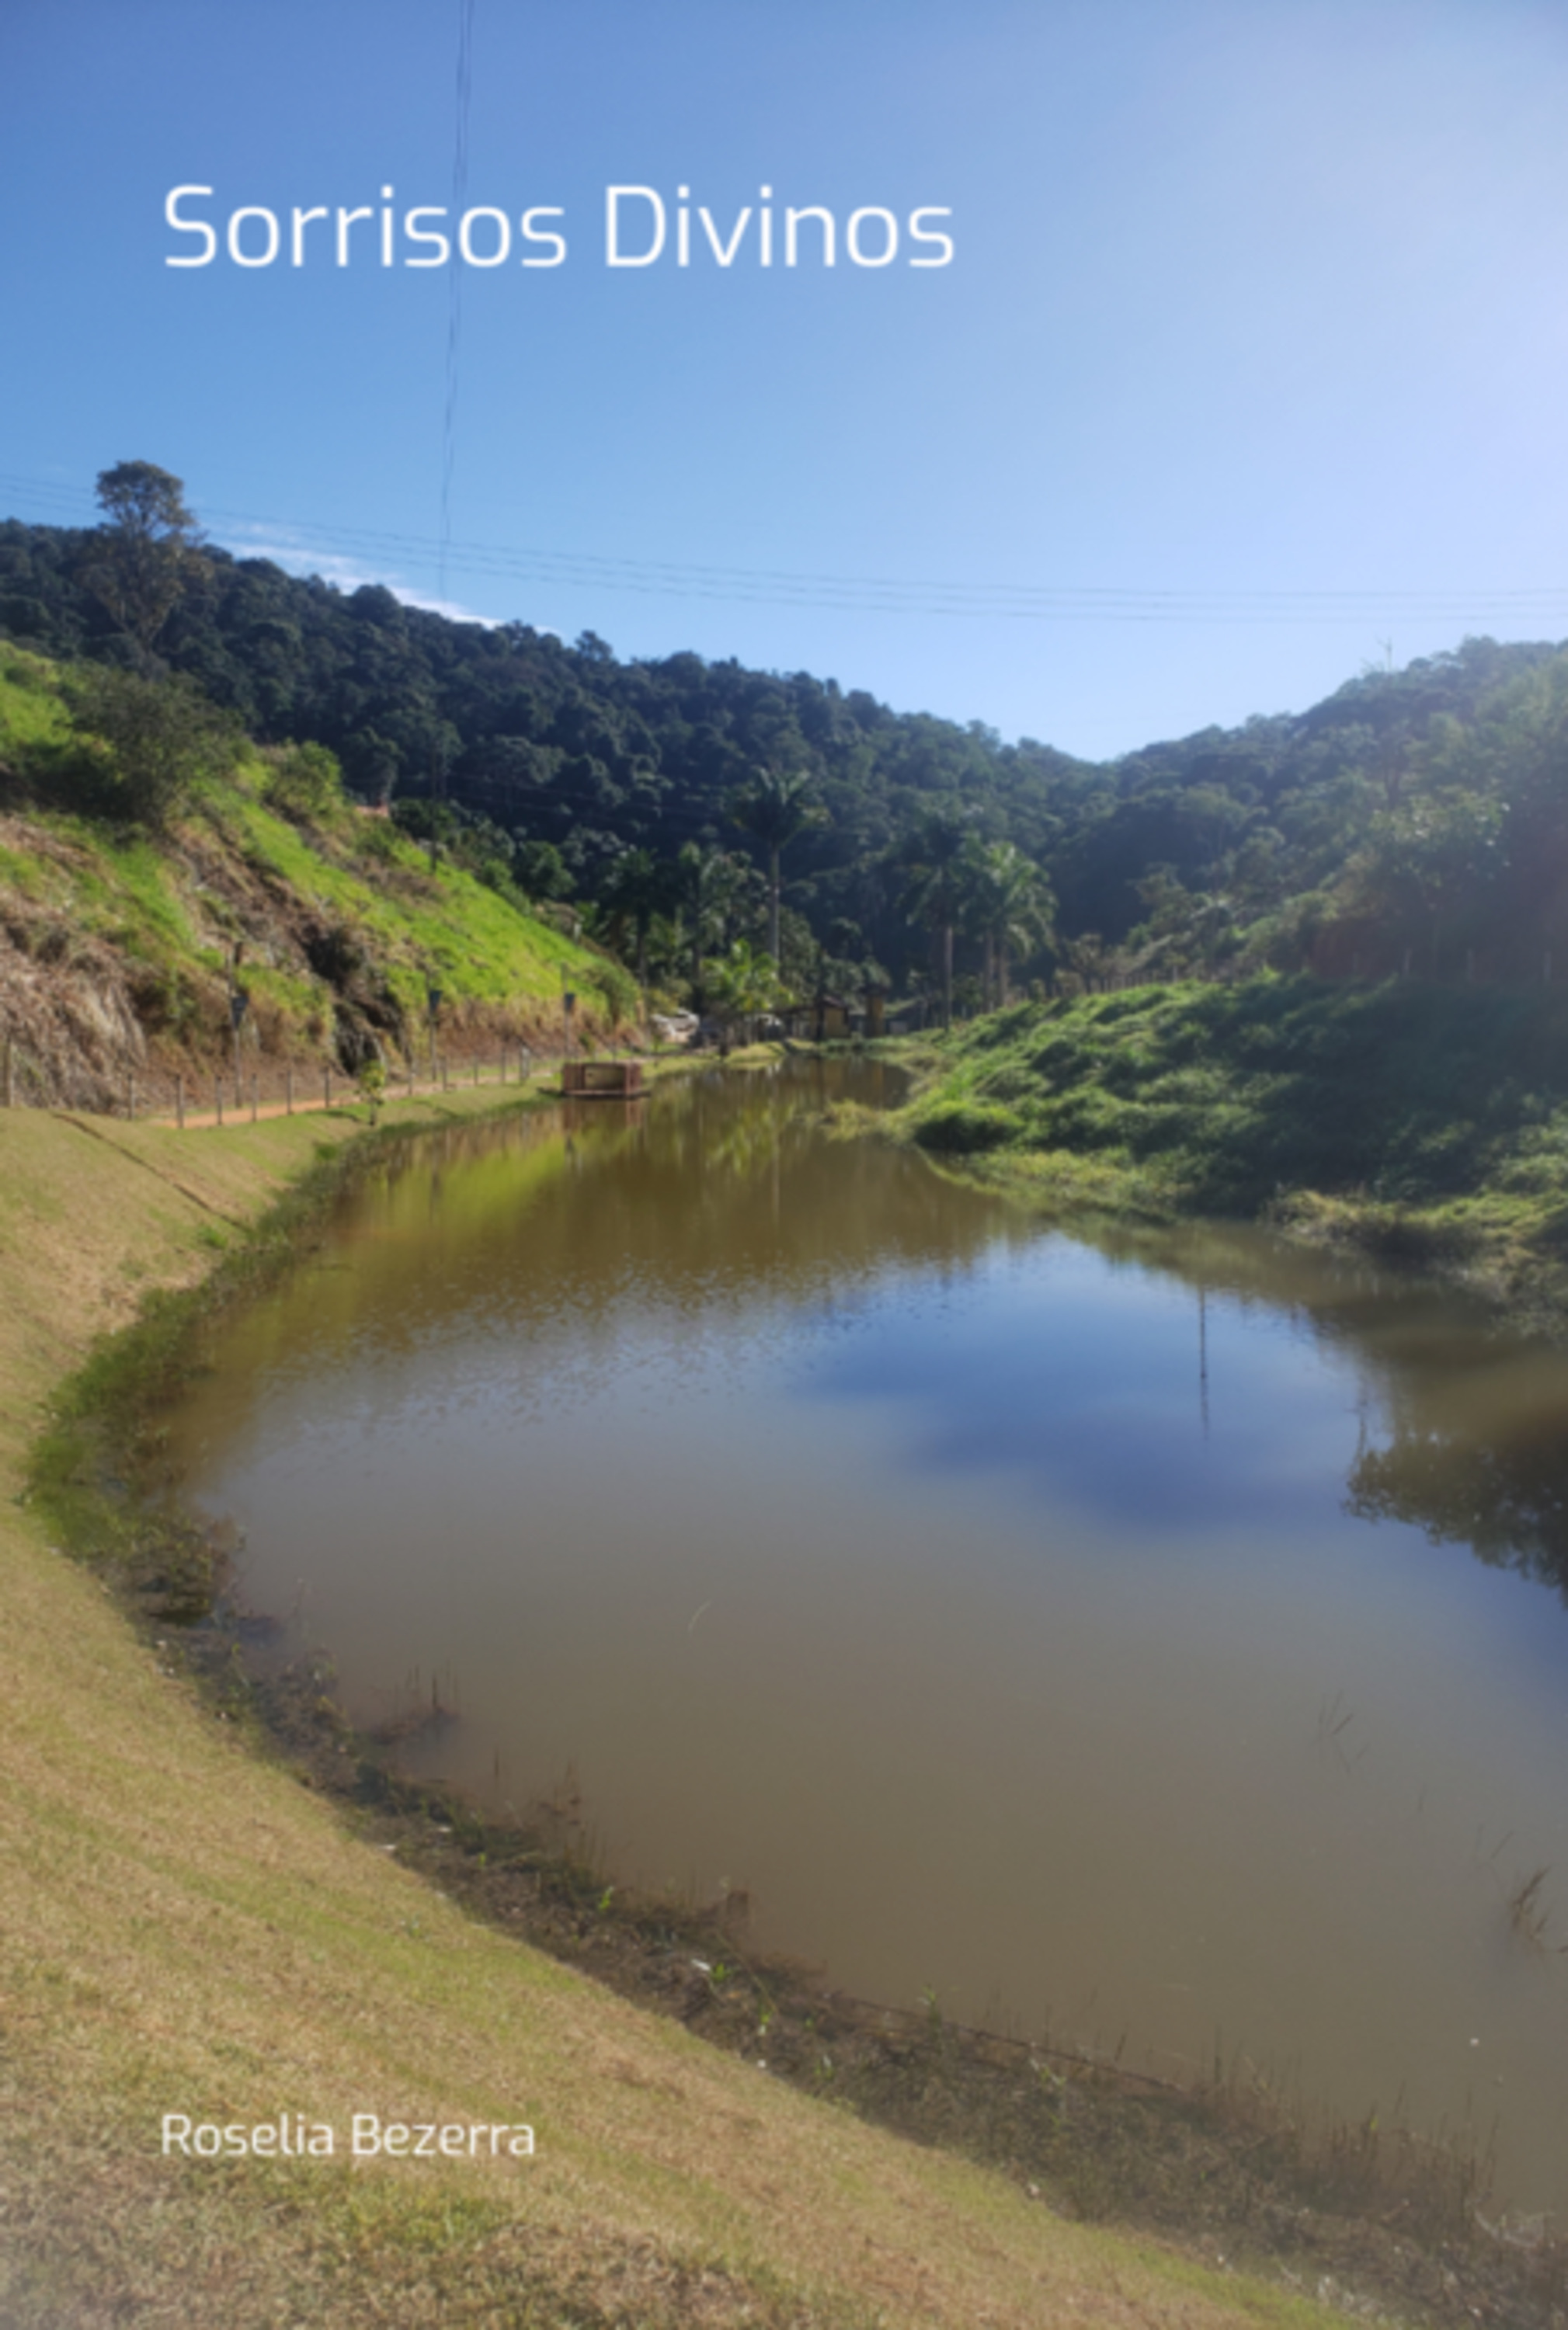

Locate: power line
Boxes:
[5,467,1568,630]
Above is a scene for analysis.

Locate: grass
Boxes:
[0,1083,1345,2329]
[885,977,1568,1328]
[0,639,74,753]
[0,645,610,1080]
[1507,1868,1560,1952]
[221,788,584,1014]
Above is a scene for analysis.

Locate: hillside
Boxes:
[898,975,1568,1330]
[0,644,617,1109]
[7,495,1568,1014]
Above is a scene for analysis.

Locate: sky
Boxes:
[5,0,1568,760]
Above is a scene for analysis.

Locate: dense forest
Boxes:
[5,468,1568,1013]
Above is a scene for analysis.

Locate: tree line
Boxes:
[5,464,1568,1013]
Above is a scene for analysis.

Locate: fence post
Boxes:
[286,1066,294,1115]
[251,1073,259,1123]
[216,1079,224,1127]
[176,1073,185,1131]
[2,1035,11,1108]
[324,1067,332,1111]
[127,1071,135,1121]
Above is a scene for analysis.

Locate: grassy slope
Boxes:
[0,644,600,1075]
[898,977,1568,1321]
[0,1091,1331,2329]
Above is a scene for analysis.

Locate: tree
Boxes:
[962,840,1055,1007]
[896,809,974,1029]
[596,847,673,990]
[1356,791,1504,975]
[64,665,241,829]
[704,937,785,1039]
[81,461,205,661]
[514,837,575,902]
[676,842,749,1011]
[728,766,826,963]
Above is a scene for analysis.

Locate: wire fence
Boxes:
[0,1040,585,1128]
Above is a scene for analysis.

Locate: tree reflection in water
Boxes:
[1348,1426,1568,1598]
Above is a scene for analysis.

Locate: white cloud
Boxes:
[222,529,502,629]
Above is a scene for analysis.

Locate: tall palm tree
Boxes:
[676,842,748,1011]
[968,840,1055,1007]
[597,847,670,993]
[896,809,973,1030]
[729,767,826,965]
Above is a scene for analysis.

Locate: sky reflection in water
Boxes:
[167,1062,1568,2212]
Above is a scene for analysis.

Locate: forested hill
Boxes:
[5,506,1568,997]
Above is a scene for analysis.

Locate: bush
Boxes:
[61,666,241,829]
[910,1099,1021,1153]
[262,739,343,821]
[585,957,640,1024]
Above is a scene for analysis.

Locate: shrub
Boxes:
[61,666,241,829]
[911,1099,1020,1154]
[262,739,344,821]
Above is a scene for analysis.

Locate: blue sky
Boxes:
[5,0,1568,758]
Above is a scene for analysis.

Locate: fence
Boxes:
[0,1038,586,1128]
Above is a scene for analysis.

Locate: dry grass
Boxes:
[0,1087,1342,2328]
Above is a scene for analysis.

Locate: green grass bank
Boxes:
[893,975,1568,1328]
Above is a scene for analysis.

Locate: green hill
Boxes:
[9,485,1568,1015]
[898,975,1568,1326]
[0,644,618,1108]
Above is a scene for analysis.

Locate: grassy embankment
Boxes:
[0,642,618,1106]
[892,977,1568,1328]
[0,1084,1344,2327]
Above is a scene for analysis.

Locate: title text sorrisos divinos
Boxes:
[164,186,953,270]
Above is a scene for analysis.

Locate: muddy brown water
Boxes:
[166,1058,1568,2215]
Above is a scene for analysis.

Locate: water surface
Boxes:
[169,1059,1568,2212]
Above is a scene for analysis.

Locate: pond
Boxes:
[166,1057,1568,2214]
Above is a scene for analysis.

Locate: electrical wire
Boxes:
[5,467,1568,630]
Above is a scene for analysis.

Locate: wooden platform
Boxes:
[561,1059,645,1098]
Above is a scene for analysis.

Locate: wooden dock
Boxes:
[561,1059,645,1099]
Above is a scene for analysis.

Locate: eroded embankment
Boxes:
[15,1079,1568,2327]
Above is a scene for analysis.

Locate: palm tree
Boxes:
[704,937,785,1045]
[896,809,973,1030]
[968,840,1055,1007]
[597,847,669,992]
[676,843,749,1012]
[728,767,826,964]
